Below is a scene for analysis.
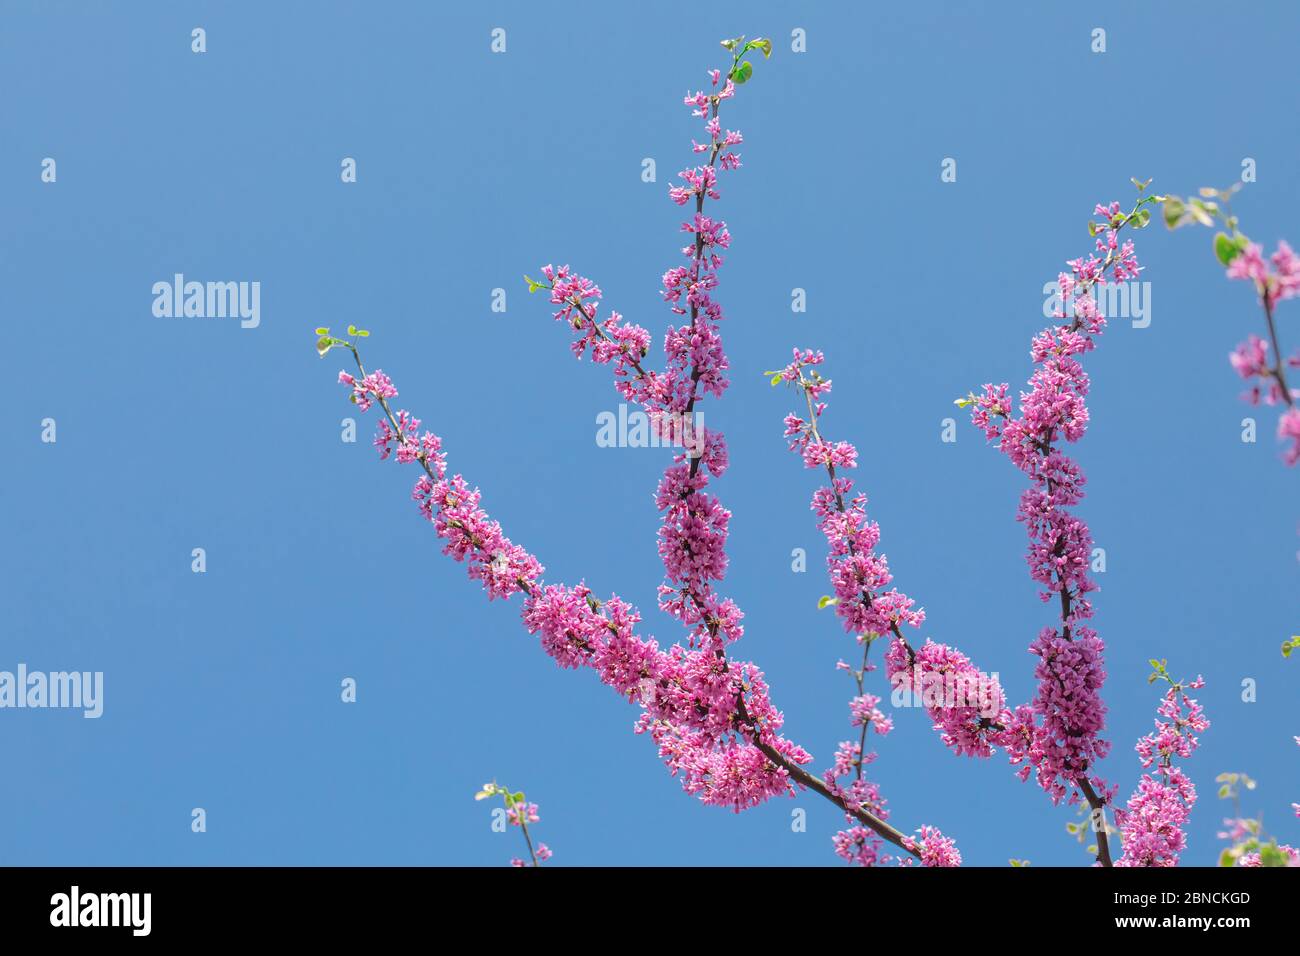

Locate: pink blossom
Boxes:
[1239,846,1300,867]
[1114,676,1208,867]
[901,826,962,867]
[964,200,1149,814]
[507,802,540,826]
[1228,240,1300,306]
[1229,334,1270,382]
[1279,408,1300,466]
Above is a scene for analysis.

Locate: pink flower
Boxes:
[1237,844,1300,867]
[1229,334,1269,382]
[962,200,1149,813]
[340,369,397,412]
[506,802,540,826]
[901,826,962,867]
[1114,676,1208,867]
[1228,240,1300,306]
[833,826,885,867]
[1227,242,1268,286]
[1278,408,1300,466]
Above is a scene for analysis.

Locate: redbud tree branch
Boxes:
[528,46,933,860]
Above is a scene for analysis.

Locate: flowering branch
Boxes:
[774,350,964,866]
[519,39,935,862]
[309,43,1248,871]
[1113,664,1209,866]
[475,782,552,867]
[1162,185,1300,466]
[955,187,1161,866]
[315,40,942,864]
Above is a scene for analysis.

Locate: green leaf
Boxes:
[315,327,329,335]
[954,395,974,408]
[1162,197,1186,229]
[316,335,333,357]
[356,329,369,337]
[770,372,783,386]
[1281,636,1300,658]
[720,36,745,51]
[1009,858,1030,867]
[1214,232,1243,266]
[524,274,545,294]
[512,791,525,804]
[745,38,772,58]
[1259,843,1288,867]
[732,60,753,84]
[817,595,838,610]
[347,324,358,335]
[1128,208,1151,229]
[1131,177,1152,193]
[1188,199,1216,226]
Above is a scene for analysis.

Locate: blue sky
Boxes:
[1,0,1296,866]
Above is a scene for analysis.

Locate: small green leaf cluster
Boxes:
[312,325,368,358]
[1161,183,1252,268]
[719,36,772,85]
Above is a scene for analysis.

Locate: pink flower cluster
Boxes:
[507,802,539,826]
[900,826,963,867]
[1238,845,1300,867]
[541,264,652,379]
[340,369,545,604]
[516,62,834,815]
[885,638,1012,759]
[780,351,925,642]
[782,351,1015,772]
[334,56,836,834]
[338,369,396,413]
[1226,239,1300,307]
[1114,676,1209,867]
[1228,333,1299,409]
[1224,240,1300,465]
[824,686,892,866]
[966,201,1145,809]
[478,782,553,867]
[779,349,966,865]
[1280,408,1300,466]
[519,578,812,811]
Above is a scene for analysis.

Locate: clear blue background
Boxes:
[2,0,1296,866]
